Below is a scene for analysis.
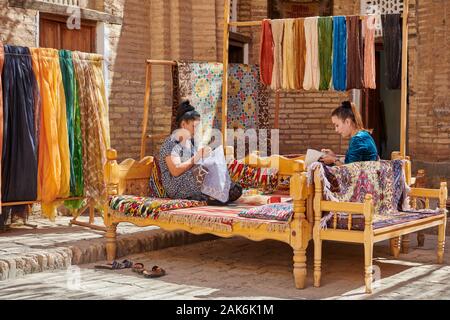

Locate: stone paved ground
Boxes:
[0,233,449,300]
[0,215,213,280]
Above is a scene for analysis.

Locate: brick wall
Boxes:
[407,0,450,188]
[106,0,151,160]
[1,0,449,190]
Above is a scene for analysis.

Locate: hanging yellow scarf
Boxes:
[31,48,70,220]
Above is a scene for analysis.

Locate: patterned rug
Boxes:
[308,160,441,229]
[109,195,207,219]
[172,62,270,150]
[228,64,269,130]
[109,195,289,233]
[173,61,223,145]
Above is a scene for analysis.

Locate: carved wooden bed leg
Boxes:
[364,194,374,294]
[106,224,117,262]
[437,182,447,264]
[293,249,307,289]
[437,223,445,264]
[290,167,309,289]
[364,241,374,294]
[390,236,401,258]
[401,234,410,253]
[313,242,322,287]
[313,169,323,287]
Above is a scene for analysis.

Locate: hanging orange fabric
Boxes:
[363,15,377,89]
[259,19,274,86]
[31,48,70,220]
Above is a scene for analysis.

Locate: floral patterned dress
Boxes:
[159,136,207,201]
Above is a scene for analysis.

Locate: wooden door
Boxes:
[39,13,96,52]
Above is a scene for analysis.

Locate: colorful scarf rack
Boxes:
[0,45,110,224]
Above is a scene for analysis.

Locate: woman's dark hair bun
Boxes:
[342,101,352,109]
[176,99,199,125]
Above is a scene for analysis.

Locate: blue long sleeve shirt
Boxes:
[344,130,378,164]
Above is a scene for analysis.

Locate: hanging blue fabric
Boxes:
[332,16,347,91]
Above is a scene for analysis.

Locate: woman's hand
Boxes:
[194,146,212,163]
[321,149,336,157]
[320,154,337,165]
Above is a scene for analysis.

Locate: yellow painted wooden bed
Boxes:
[103,148,313,289]
[311,159,448,294]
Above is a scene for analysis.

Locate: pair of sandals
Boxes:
[132,262,166,278]
[94,259,166,278]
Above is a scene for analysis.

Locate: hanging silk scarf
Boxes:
[303,17,320,90]
[227,64,259,130]
[0,44,3,217]
[259,19,274,86]
[332,16,347,91]
[1,46,39,226]
[282,19,297,90]
[346,16,364,89]
[318,17,333,90]
[382,14,402,89]
[295,18,306,88]
[31,48,70,220]
[270,20,284,91]
[59,50,84,209]
[363,16,377,89]
[72,51,109,207]
[175,61,223,145]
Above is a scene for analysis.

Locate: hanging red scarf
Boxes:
[259,19,274,86]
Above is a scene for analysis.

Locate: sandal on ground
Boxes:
[121,259,134,268]
[142,265,166,278]
[132,262,145,274]
[95,260,132,270]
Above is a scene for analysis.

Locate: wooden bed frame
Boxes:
[312,161,448,294]
[103,148,313,289]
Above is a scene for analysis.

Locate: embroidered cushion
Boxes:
[227,159,278,193]
[149,160,167,198]
[238,203,293,222]
[109,195,207,218]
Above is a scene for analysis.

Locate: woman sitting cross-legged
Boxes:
[159,100,242,204]
[320,100,378,166]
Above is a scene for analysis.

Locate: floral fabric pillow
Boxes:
[227,159,278,192]
[238,203,293,222]
[149,160,167,198]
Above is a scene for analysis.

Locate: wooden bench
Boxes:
[103,149,313,289]
[311,160,447,293]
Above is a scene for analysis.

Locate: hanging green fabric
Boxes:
[59,50,84,210]
[318,17,333,90]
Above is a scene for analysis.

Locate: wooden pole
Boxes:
[229,21,262,27]
[1,197,85,207]
[221,0,231,147]
[400,0,409,157]
[140,62,152,159]
[146,59,176,66]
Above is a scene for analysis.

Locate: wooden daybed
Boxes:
[103,148,313,289]
[311,159,448,294]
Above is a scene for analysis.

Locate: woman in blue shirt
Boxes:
[321,101,378,165]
